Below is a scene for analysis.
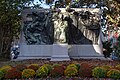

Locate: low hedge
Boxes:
[0,63,120,79]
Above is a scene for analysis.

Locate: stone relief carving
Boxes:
[67,10,100,44]
[22,9,100,45]
[23,10,53,45]
[53,12,68,43]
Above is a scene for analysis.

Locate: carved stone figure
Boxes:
[23,10,53,45]
[67,10,100,44]
[53,13,68,43]
[23,9,100,45]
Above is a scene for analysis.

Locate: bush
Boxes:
[67,64,78,70]
[43,64,52,73]
[92,67,107,78]
[75,63,80,70]
[0,70,4,80]
[64,67,78,77]
[107,69,120,79]
[22,69,36,79]
[27,64,39,71]
[14,64,27,72]
[36,65,49,78]
[5,68,21,79]
[52,64,60,68]
[79,63,95,77]
[115,64,120,70]
[0,66,12,74]
[101,65,112,71]
[50,65,65,78]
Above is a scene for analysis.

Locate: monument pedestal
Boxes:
[69,32,104,59]
[51,44,70,61]
[69,45,104,59]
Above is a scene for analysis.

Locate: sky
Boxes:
[33,0,98,8]
[33,0,56,8]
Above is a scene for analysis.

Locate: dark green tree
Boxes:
[0,0,35,59]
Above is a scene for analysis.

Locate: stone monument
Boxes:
[18,9,53,59]
[67,8,103,59]
[18,8,104,60]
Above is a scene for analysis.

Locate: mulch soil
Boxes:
[0,58,119,67]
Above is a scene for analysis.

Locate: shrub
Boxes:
[101,65,112,71]
[115,64,120,70]
[0,66,12,74]
[0,70,4,80]
[22,69,36,79]
[75,63,80,70]
[5,68,21,79]
[107,69,120,79]
[43,64,52,74]
[92,67,107,78]
[14,64,27,72]
[67,64,78,70]
[52,64,66,69]
[36,65,49,78]
[79,63,95,77]
[27,64,39,71]
[50,65,64,78]
[64,67,78,77]
[52,64,60,68]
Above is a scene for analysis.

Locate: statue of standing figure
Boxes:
[53,13,68,43]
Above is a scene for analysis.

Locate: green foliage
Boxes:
[22,69,35,79]
[75,63,80,70]
[67,63,78,70]
[107,69,120,79]
[102,41,112,58]
[5,68,21,79]
[0,70,4,80]
[64,67,78,77]
[36,65,49,78]
[115,64,120,70]
[52,64,60,68]
[116,36,120,60]
[43,64,52,73]
[27,64,39,71]
[0,66,12,74]
[50,65,65,78]
[92,67,107,78]
[79,63,95,77]
[101,65,112,71]
[0,0,35,59]
[64,63,79,77]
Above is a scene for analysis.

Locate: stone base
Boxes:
[69,45,104,59]
[17,45,52,60]
[51,44,70,61]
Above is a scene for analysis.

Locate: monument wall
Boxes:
[18,8,104,60]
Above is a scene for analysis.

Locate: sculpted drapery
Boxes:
[23,9,100,45]
[23,10,54,45]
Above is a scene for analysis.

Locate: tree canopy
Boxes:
[0,0,35,59]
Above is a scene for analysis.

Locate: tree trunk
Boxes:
[0,24,3,57]
[0,24,13,60]
[0,25,2,55]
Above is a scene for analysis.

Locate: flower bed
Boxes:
[0,61,120,79]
